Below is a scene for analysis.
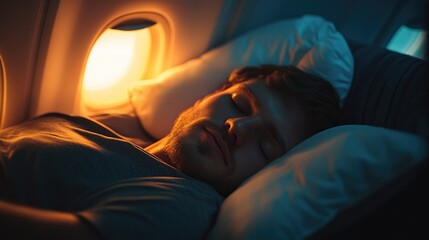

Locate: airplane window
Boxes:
[82,24,157,111]
[387,25,427,60]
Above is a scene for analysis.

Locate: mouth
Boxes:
[204,126,229,165]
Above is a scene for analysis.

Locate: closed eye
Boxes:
[231,93,252,115]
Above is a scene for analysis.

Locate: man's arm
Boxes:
[0,200,99,239]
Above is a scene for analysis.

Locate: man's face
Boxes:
[164,78,311,195]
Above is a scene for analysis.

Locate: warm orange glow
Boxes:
[83,29,135,91]
[0,56,5,129]
[82,28,151,109]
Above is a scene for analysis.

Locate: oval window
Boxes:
[81,17,168,112]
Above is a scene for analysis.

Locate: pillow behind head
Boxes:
[207,125,428,239]
[129,15,354,139]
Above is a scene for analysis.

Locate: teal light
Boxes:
[387,25,427,60]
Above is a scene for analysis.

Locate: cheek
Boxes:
[233,145,267,179]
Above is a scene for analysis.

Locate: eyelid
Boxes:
[240,84,259,109]
[231,92,252,115]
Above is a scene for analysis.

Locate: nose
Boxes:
[225,115,264,146]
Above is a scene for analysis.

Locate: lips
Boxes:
[204,127,229,165]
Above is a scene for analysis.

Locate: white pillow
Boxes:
[129,15,354,139]
[207,125,427,240]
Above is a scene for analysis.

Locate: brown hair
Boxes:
[222,65,343,134]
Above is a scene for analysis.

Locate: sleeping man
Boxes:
[0,65,342,239]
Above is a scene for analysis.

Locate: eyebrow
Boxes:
[240,83,287,152]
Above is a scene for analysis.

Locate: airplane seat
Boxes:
[343,39,429,136]
[310,39,429,239]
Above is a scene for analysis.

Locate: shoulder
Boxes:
[76,176,223,239]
